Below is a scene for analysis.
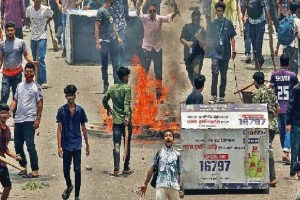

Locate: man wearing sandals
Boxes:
[56,85,90,200]
[102,66,133,176]
[9,63,43,178]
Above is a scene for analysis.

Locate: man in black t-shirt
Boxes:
[180,9,206,86]
[95,0,122,93]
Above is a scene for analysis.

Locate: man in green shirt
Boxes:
[102,66,133,176]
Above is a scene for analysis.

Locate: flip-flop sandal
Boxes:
[18,170,27,176]
[62,186,73,199]
[23,173,39,178]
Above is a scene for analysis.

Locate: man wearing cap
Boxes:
[180,9,206,86]
[252,71,280,187]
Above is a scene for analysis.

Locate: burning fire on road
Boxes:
[100,56,180,135]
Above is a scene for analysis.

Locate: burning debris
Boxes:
[100,56,180,135]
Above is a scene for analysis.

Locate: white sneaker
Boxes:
[208,96,217,104]
[218,97,225,103]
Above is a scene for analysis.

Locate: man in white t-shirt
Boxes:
[10,63,43,178]
[26,0,53,89]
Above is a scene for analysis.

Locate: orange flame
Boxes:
[100,56,180,134]
[99,107,113,132]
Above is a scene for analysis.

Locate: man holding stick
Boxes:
[0,104,21,200]
[102,66,133,176]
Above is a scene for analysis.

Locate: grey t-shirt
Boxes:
[96,7,116,41]
[0,38,27,69]
[14,82,43,123]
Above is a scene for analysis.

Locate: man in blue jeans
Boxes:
[56,85,90,200]
[56,0,83,57]
[95,0,122,93]
[112,0,129,68]
[26,0,53,89]
[10,63,43,178]
[242,0,273,69]
[269,54,298,164]
[0,23,37,105]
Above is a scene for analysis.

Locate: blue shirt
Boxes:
[56,104,88,151]
[153,147,181,190]
[210,18,236,60]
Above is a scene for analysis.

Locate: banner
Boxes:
[180,104,269,190]
[181,104,269,129]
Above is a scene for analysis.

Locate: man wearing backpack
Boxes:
[136,130,184,200]
[275,2,300,75]
[242,0,273,69]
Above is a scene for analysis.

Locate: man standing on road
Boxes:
[56,0,83,57]
[269,55,298,164]
[209,2,236,104]
[56,85,90,200]
[10,63,43,178]
[180,9,206,86]
[275,2,300,75]
[252,71,280,187]
[102,66,133,176]
[26,0,53,89]
[112,0,129,68]
[136,1,179,101]
[95,0,122,94]
[1,0,26,39]
[137,130,184,200]
[0,23,37,105]
[242,0,273,69]
[286,82,300,179]
[49,0,63,44]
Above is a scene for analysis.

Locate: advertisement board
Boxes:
[180,104,269,191]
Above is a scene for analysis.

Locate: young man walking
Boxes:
[136,2,179,101]
[1,0,26,39]
[10,63,43,178]
[56,84,90,200]
[252,71,280,187]
[102,66,133,176]
[209,2,236,103]
[95,0,122,94]
[0,104,21,200]
[269,54,298,164]
[137,130,184,200]
[180,9,206,86]
[26,0,53,89]
[275,2,300,75]
[0,23,37,104]
[242,0,273,69]
[186,75,206,105]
